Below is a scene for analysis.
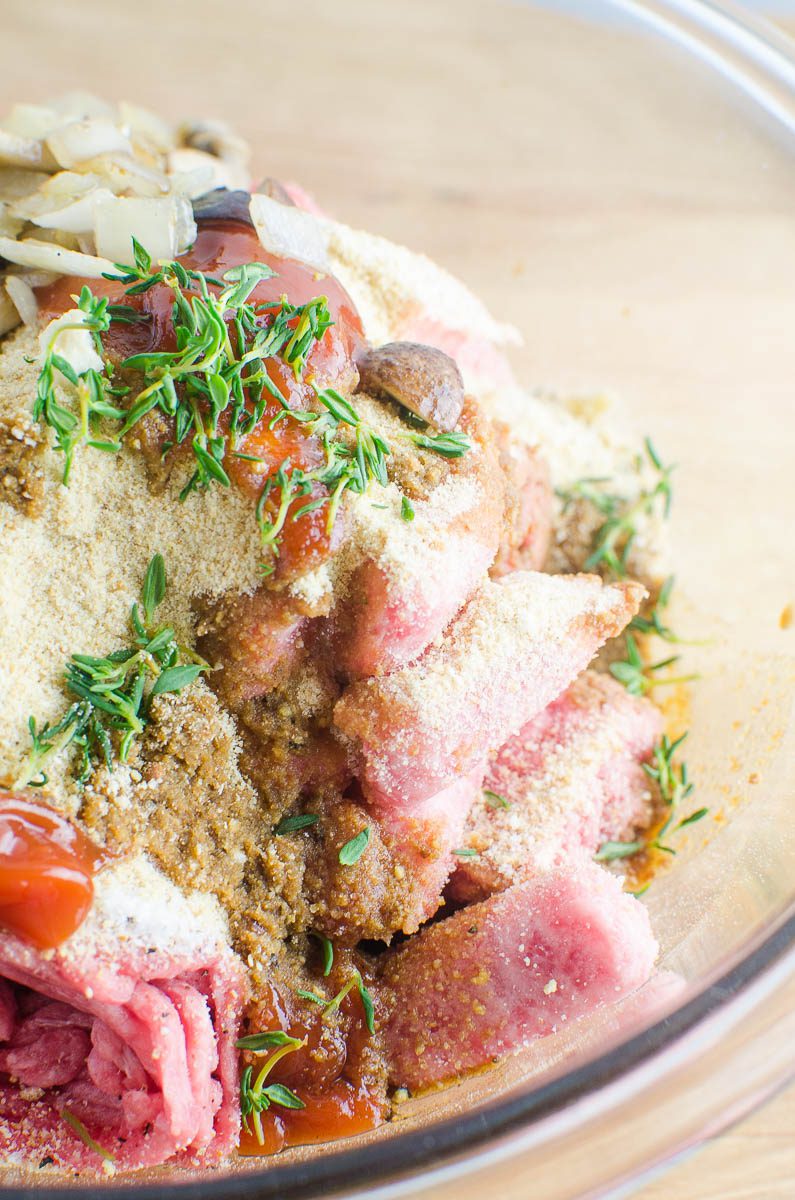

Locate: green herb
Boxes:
[308,969,375,1035]
[675,806,709,830]
[609,633,698,698]
[406,429,471,458]
[557,439,674,580]
[594,839,644,863]
[61,1108,116,1164]
[274,813,319,834]
[400,495,415,522]
[295,988,327,1005]
[236,1030,303,1051]
[483,789,511,810]
[312,932,334,977]
[35,241,470,569]
[628,575,678,641]
[643,732,698,855]
[17,555,208,788]
[338,827,370,866]
[452,847,479,858]
[239,1034,306,1146]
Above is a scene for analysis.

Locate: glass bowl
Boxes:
[0,0,794,1194]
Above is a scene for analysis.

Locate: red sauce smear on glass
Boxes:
[37,217,365,582]
[239,977,385,1155]
[0,794,101,949]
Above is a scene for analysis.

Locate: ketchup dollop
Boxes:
[0,794,100,949]
[239,976,385,1155]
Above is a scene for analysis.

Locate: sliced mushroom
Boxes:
[253,177,295,207]
[191,187,254,228]
[356,342,465,432]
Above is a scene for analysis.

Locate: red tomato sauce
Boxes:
[36,216,365,582]
[238,976,386,1156]
[0,794,102,949]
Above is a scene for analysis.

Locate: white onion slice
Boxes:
[168,147,247,195]
[47,119,132,169]
[0,167,50,202]
[0,129,46,169]
[0,235,115,278]
[1,103,59,141]
[0,203,24,239]
[50,92,117,122]
[30,186,116,234]
[0,287,21,337]
[93,195,196,264]
[5,274,38,326]
[250,193,329,269]
[76,152,169,196]
[118,102,175,155]
[39,308,104,374]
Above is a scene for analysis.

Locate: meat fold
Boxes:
[306,768,485,943]
[331,400,504,681]
[382,861,657,1092]
[450,671,662,903]
[490,423,553,578]
[0,857,246,1173]
[334,571,645,811]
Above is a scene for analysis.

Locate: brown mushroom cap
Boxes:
[356,342,465,432]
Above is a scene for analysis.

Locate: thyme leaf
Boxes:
[17,555,208,789]
[338,827,370,866]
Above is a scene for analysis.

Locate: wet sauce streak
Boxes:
[239,979,385,1155]
[0,795,101,949]
[37,218,365,582]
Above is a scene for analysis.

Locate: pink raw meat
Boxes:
[334,571,645,810]
[198,588,308,708]
[490,425,553,577]
[382,861,657,1091]
[333,408,503,679]
[451,671,662,902]
[307,768,485,943]
[0,858,246,1174]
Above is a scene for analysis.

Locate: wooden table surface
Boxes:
[0,1,793,1196]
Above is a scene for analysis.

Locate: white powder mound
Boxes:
[0,327,263,804]
[61,854,230,967]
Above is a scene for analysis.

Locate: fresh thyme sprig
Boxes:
[608,633,698,698]
[35,238,471,571]
[296,969,375,1035]
[642,732,702,855]
[16,554,208,789]
[557,438,673,580]
[235,1031,305,1146]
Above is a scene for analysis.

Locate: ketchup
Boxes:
[0,794,101,949]
[238,975,386,1156]
[36,217,364,583]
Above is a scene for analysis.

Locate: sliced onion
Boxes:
[30,186,116,234]
[0,286,21,336]
[76,152,169,196]
[0,203,24,239]
[0,235,115,278]
[168,147,247,195]
[5,274,38,327]
[178,119,250,166]
[93,195,196,263]
[1,103,59,141]
[250,192,329,269]
[0,167,50,202]
[47,119,132,169]
[50,92,116,122]
[118,101,175,155]
[39,308,104,373]
[0,129,46,169]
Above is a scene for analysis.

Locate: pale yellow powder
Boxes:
[0,327,263,804]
